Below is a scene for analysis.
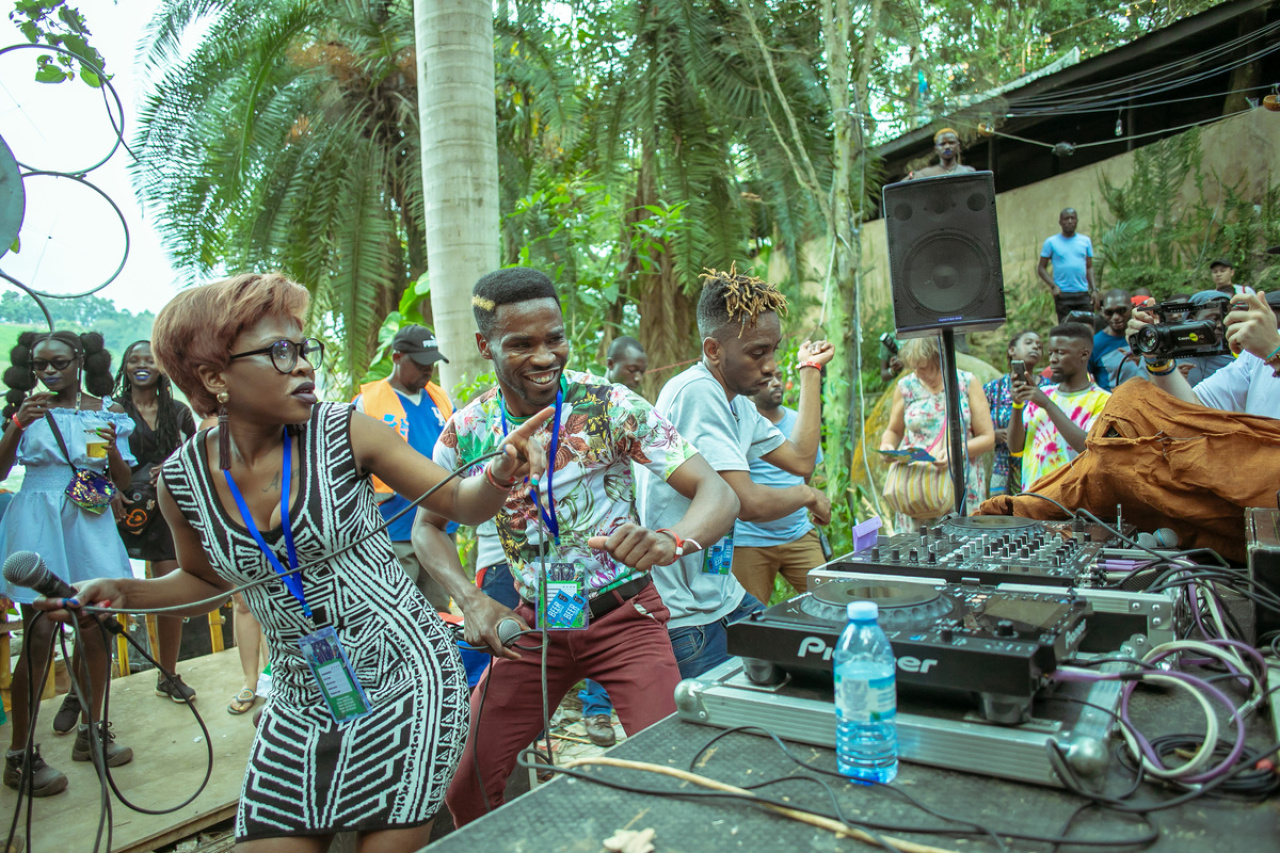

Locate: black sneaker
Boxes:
[155,673,197,704]
[51,691,80,736]
[3,745,68,797]
[71,722,133,767]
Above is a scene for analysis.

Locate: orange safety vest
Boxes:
[356,378,454,494]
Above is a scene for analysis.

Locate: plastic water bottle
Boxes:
[833,601,898,784]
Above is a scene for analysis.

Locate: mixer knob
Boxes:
[1019,547,1030,559]
[940,627,954,643]
[890,547,900,562]
[908,548,919,563]
[870,546,881,561]
[927,550,938,564]
[995,619,1017,638]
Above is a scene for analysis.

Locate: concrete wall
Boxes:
[854,108,1278,318]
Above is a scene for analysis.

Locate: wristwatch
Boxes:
[656,528,702,559]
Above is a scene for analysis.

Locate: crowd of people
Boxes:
[1,230,1276,849]
[0,266,840,850]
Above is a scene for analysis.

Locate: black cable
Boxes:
[5,611,58,853]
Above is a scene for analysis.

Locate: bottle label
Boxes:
[834,669,896,723]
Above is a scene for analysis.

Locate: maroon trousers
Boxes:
[445,583,681,826]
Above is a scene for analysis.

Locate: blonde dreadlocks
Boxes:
[696,263,788,340]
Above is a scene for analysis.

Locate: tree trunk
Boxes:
[415,0,500,394]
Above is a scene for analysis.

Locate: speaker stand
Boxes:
[939,328,967,517]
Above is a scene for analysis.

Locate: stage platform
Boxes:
[1,649,254,853]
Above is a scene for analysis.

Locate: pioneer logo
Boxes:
[795,636,938,673]
[1065,618,1087,650]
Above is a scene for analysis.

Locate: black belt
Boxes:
[589,575,652,618]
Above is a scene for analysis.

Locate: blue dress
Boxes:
[0,402,136,604]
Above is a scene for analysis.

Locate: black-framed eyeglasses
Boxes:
[32,357,77,372]
[229,338,325,374]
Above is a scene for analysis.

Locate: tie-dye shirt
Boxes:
[1019,383,1110,490]
[433,370,697,602]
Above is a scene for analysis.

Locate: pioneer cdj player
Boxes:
[726,579,1090,724]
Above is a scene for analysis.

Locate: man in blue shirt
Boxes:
[353,325,456,610]
[731,373,825,607]
[1038,208,1097,322]
[1088,289,1143,391]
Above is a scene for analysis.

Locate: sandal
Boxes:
[227,688,257,715]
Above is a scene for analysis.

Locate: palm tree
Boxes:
[415,0,501,392]
[132,0,426,391]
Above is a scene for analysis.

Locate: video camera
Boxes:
[1130,297,1231,359]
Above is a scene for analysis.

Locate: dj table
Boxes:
[426,698,1277,853]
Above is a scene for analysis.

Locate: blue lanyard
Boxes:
[500,388,563,545]
[222,428,311,620]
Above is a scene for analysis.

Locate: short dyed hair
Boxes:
[607,335,644,360]
[898,335,940,370]
[1048,322,1093,344]
[152,272,310,417]
[696,265,788,341]
[471,268,558,339]
[933,127,959,143]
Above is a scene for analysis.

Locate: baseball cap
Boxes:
[392,325,449,367]
[1209,258,1233,270]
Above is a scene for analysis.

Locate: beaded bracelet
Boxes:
[1265,344,1280,378]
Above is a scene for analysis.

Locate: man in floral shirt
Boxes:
[418,268,738,826]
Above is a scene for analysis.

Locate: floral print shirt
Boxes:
[1019,383,1110,491]
[434,370,697,601]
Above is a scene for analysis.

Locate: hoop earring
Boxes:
[217,391,231,470]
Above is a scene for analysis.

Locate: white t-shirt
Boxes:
[637,363,786,628]
[1193,351,1280,419]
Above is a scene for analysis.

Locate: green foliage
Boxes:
[132,0,424,396]
[1096,128,1280,298]
[9,0,108,86]
[0,292,154,354]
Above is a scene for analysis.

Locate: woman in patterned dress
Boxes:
[984,330,1042,497]
[879,335,994,532]
[40,274,549,852]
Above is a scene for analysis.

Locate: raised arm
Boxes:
[758,340,834,477]
[350,407,550,526]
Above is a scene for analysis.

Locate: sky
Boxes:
[0,0,183,316]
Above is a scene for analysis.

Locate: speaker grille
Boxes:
[902,231,994,317]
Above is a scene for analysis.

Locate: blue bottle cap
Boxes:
[847,601,878,621]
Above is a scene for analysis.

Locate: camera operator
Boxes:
[1127,290,1280,418]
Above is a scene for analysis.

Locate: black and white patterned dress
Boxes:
[162,403,468,840]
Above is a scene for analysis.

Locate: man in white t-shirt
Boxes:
[1127,289,1280,419]
[637,266,834,679]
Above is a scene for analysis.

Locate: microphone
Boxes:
[3,551,75,599]
[496,617,524,647]
[2,551,122,633]
[1136,528,1178,550]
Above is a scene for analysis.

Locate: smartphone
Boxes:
[1011,359,1026,381]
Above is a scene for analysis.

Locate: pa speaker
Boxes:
[882,171,1005,339]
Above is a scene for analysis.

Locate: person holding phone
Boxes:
[984,330,1042,496]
